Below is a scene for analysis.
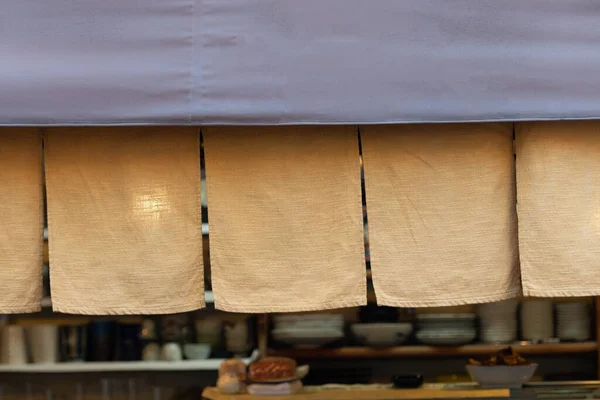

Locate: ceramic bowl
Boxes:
[183,343,211,360]
[466,364,538,388]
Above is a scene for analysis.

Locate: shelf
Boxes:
[0,350,259,373]
[268,342,598,359]
[203,386,510,400]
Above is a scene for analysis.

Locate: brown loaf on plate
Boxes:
[248,357,297,382]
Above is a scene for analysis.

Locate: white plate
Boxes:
[558,319,588,323]
[481,327,516,332]
[481,321,518,326]
[418,322,476,331]
[481,327,516,333]
[482,329,516,334]
[482,322,517,326]
[248,381,302,396]
[557,320,588,324]
[416,329,476,346]
[418,329,462,336]
[417,313,476,321]
[482,322,517,328]
[556,311,588,314]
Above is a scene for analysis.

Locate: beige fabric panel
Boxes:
[362,123,520,307]
[204,126,366,312]
[0,129,44,313]
[516,121,600,297]
[45,127,203,314]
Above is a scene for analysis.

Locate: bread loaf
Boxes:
[219,358,247,381]
[248,357,297,382]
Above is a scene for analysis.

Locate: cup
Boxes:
[116,323,141,361]
[161,342,182,361]
[183,343,211,360]
[142,342,161,361]
[28,325,58,364]
[59,325,87,362]
[87,321,116,361]
[1,325,28,364]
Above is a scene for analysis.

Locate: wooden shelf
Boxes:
[268,342,598,359]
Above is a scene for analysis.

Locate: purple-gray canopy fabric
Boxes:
[2,0,600,125]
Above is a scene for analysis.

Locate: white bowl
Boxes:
[351,323,413,347]
[183,343,211,360]
[418,321,476,331]
[466,364,538,388]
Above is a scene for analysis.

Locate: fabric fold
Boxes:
[0,128,44,313]
[516,121,600,297]
[203,126,366,312]
[45,127,203,314]
[361,123,520,307]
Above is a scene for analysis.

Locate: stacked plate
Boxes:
[477,299,518,344]
[272,314,344,349]
[416,314,477,346]
[556,301,590,341]
[520,300,554,341]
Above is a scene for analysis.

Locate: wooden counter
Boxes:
[202,386,510,400]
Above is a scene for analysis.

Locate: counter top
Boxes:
[201,386,510,400]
